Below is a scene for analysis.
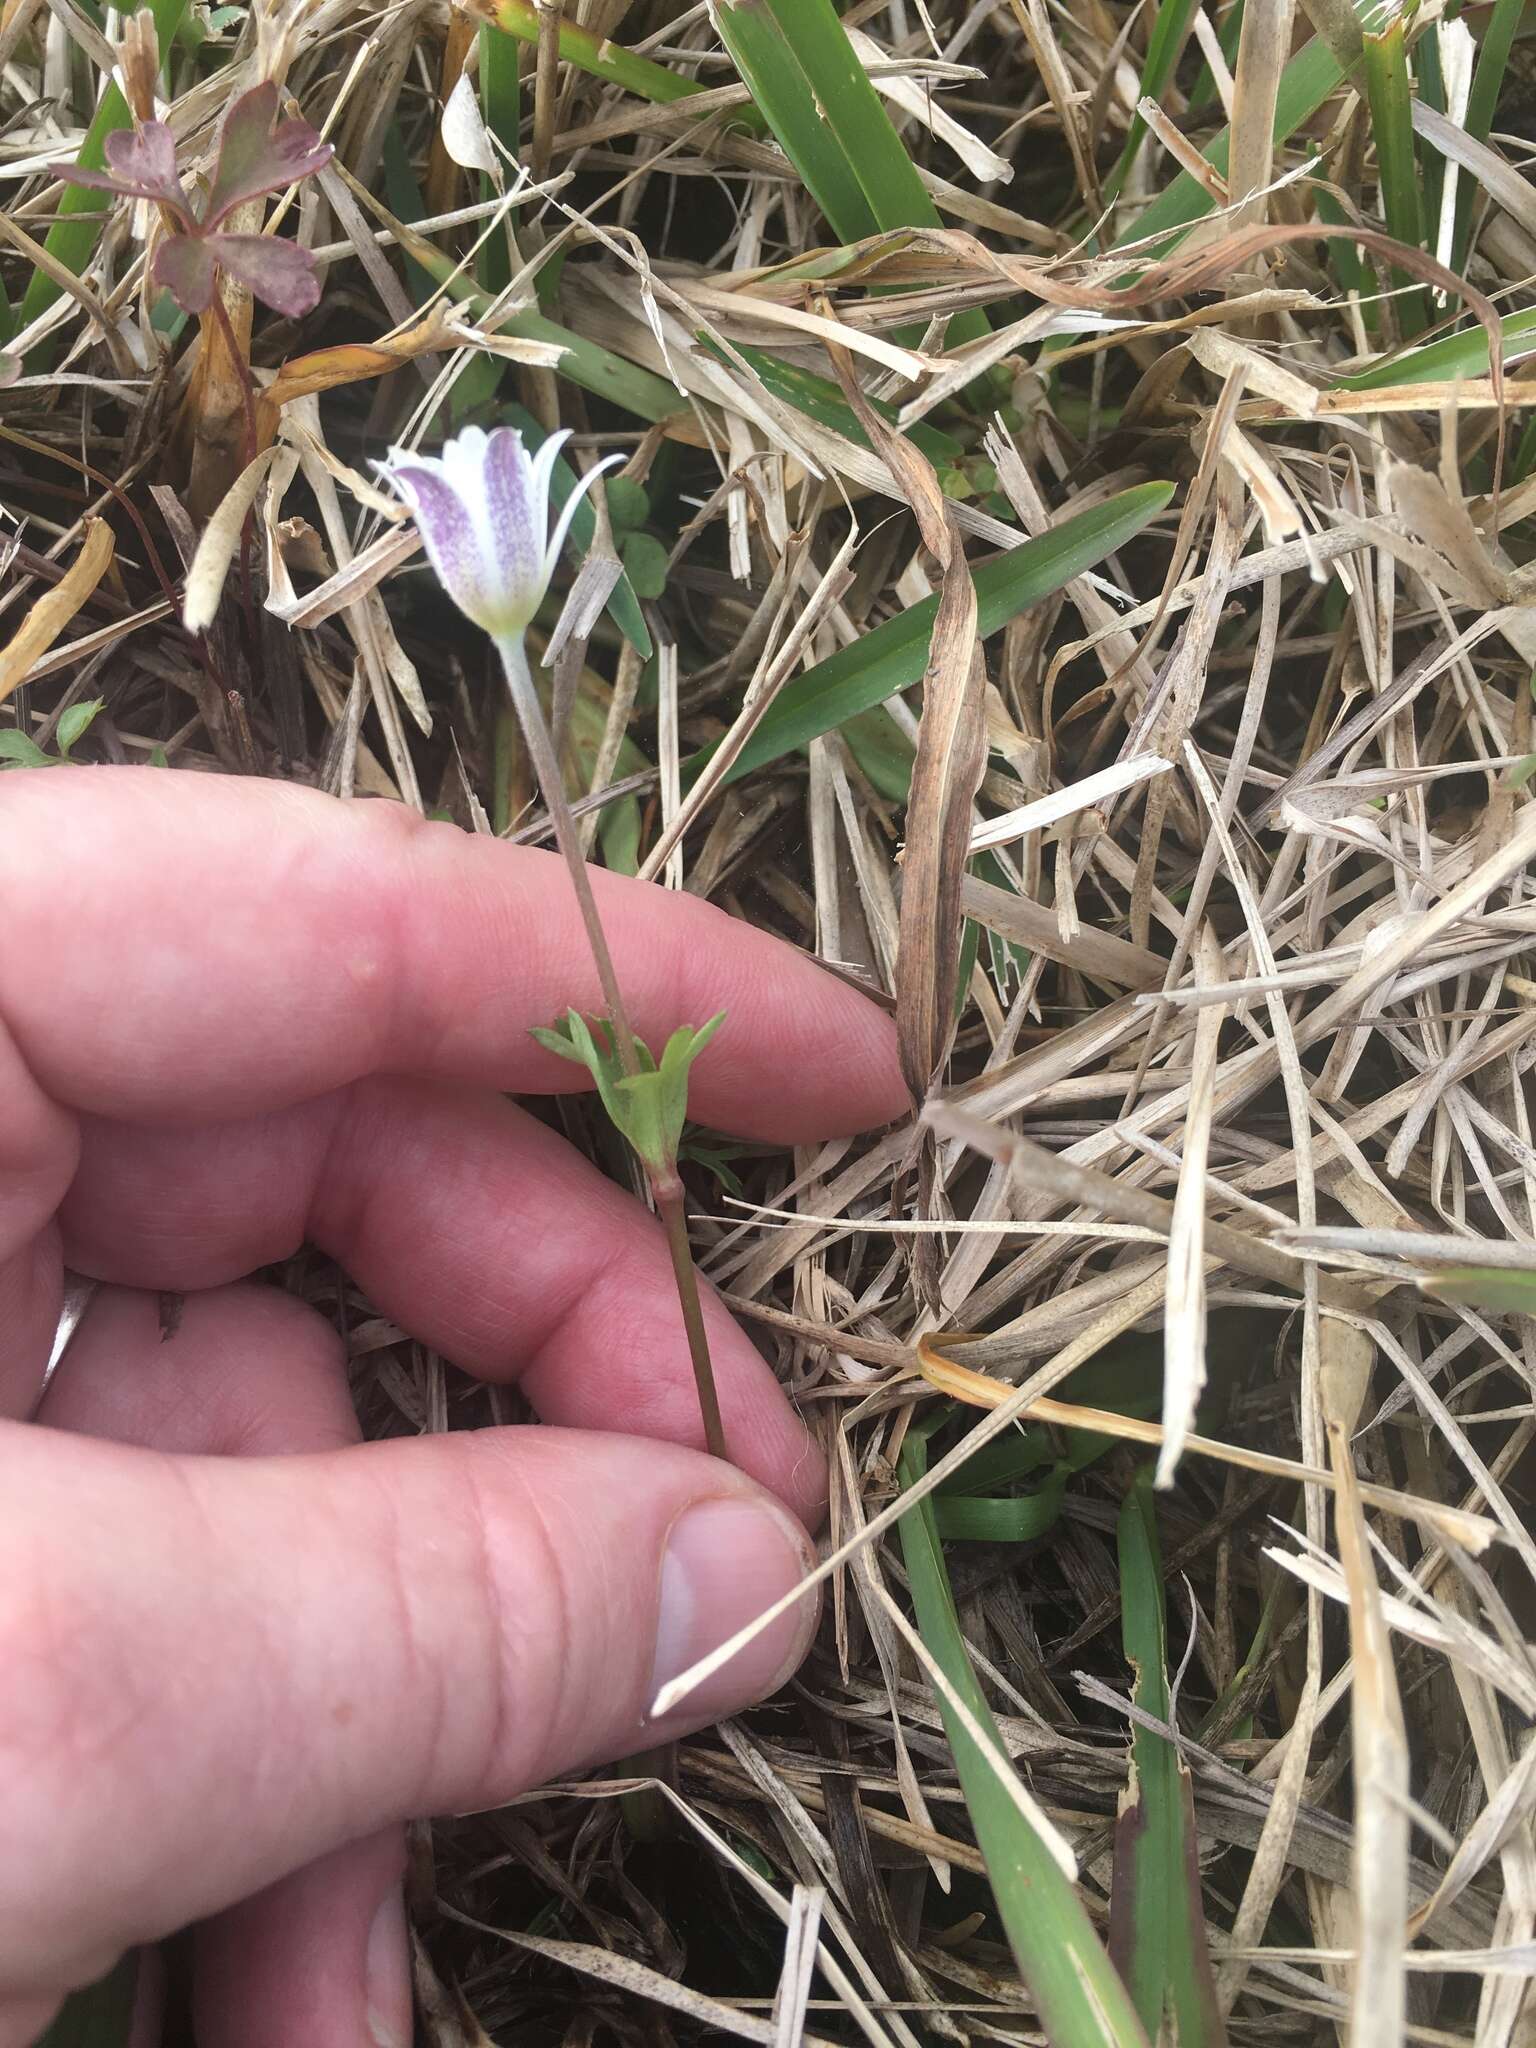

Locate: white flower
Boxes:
[378,425,622,642]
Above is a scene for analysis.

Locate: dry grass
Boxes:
[7,0,1536,2042]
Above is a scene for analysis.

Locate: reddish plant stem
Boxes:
[498,633,728,1463]
[499,633,643,1079]
[655,1172,728,1463]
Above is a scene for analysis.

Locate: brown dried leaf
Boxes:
[0,516,115,703]
[825,334,985,1098]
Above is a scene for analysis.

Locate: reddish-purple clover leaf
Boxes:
[56,118,192,225]
[204,232,323,316]
[150,235,218,313]
[202,82,333,230]
[153,230,321,317]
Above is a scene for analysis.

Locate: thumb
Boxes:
[1,1420,816,1999]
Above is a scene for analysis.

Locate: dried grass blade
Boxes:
[1158,923,1225,1486]
[1321,1321,1409,2047]
[0,515,114,702]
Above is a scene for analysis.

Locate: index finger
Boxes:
[0,768,906,1138]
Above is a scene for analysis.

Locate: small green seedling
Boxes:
[0,698,105,768]
[533,1009,728,1460]
[531,1011,724,1194]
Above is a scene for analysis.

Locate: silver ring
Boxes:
[37,1272,99,1410]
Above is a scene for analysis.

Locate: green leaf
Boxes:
[56,698,104,759]
[530,1010,723,1173]
[655,1014,726,1161]
[676,1136,745,1198]
[612,1070,670,1173]
[1108,1474,1228,2048]
[0,731,53,768]
[1336,306,1536,391]
[931,1468,1067,1543]
[697,337,965,464]
[605,477,651,534]
[1451,0,1526,279]
[1362,10,1428,334]
[690,481,1174,791]
[898,1431,1152,2048]
[1420,1266,1536,1315]
[712,0,989,348]
[620,531,669,603]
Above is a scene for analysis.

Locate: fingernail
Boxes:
[650,1497,818,1724]
[364,1886,411,2048]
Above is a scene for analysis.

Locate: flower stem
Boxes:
[497,631,728,1463]
[496,633,642,1081]
[655,1172,728,1463]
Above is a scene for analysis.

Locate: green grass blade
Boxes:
[1451,0,1526,277]
[485,0,713,108]
[382,215,683,420]
[1105,0,1203,200]
[1419,1267,1536,1315]
[932,1469,1067,1543]
[476,22,521,296]
[1336,304,1536,387]
[18,0,190,345]
[755,0,942,235]
[1362,12,1428,335]
[1413,21,1447,237]
[1108,1473,1228,2048]
[693,480,1173,789]
[712,0,988,347]
[712,0,879,241]
[898,1433,1152,2048]
[696,336,965,462]
[1112,11,1360,260]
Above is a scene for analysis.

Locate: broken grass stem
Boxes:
[495,631,728,1463]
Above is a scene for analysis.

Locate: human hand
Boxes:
[0,769,906,2047]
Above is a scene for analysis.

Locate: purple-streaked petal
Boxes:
[203,83,334,230]
[60,121,191,220]
[542,452,626,584]
[480,428,547,620]
[205,231,322,316]
[152,234,219,314]
[383,458,498,630]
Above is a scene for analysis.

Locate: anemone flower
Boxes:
[378,426,626,1005]
[379,422,729,1462]
[377,424,621,644]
